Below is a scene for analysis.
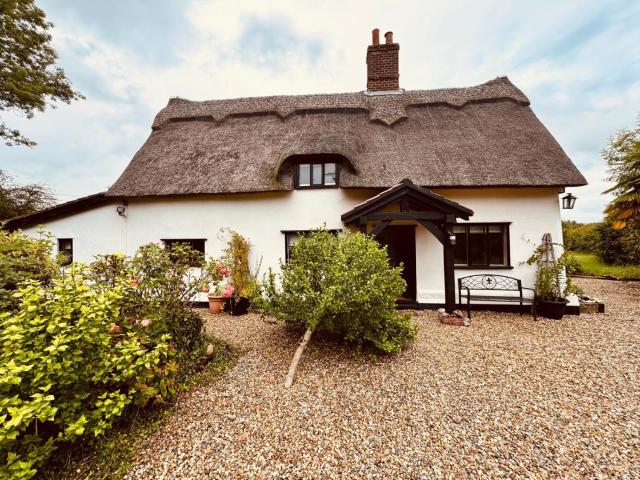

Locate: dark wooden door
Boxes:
[377,225,417,302]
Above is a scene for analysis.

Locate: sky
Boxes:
[1,0,639,223]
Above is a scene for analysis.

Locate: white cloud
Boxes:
[2,0,639,223]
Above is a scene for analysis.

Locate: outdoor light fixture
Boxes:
[449,233,456,245]
[561,193,577,210]
[116,206,127,217]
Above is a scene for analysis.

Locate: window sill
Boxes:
[454,265,514,270]
[295,185,339,190]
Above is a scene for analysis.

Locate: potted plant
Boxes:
[206,263,230,314]
[527,247,582,319]
[221,230,260,316]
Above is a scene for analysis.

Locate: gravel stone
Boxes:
[124,278,639,479]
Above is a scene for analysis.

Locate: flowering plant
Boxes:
[207,262,232,297]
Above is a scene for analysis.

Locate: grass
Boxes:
[569,251,640,280]
[37,338,235,480]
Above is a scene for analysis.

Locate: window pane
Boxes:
[324,163,336,185]
[453,227,468,265]
[298,164,310,186]
[312,164,322,185]
[286,233,300,260]
[487,226,506,265]
[58,239,73,266]
[468,226,487,265]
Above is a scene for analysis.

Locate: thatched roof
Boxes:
[107,77,586,197]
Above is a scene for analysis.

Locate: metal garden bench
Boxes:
[457,274,536,319]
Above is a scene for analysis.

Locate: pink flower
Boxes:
[217,264,229,277]
[140,318,152,328]
[202,286,210,293]
[221,285,235,298]
[110,324,121,334]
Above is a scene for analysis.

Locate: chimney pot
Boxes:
[384,31,393,44]
[371,28,380,46]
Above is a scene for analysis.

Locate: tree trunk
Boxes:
[284,328,313,388]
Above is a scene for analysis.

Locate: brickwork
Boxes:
[366,41,400,91]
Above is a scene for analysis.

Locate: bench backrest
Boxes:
[458,274,521,291]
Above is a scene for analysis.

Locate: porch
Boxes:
[341,179,474,311]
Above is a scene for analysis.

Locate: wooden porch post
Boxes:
[443,235,456,312]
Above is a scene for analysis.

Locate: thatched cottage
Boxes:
[7,30,587,310]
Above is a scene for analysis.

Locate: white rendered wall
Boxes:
[21,203,125,262]
[21,187,565,305]
[418,187,565,304]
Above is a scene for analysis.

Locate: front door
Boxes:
[376,225,417,302]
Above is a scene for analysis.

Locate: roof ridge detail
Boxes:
[152,77,529,129]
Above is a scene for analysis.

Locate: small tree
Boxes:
[0,170,55,220]
[258,230,417,387]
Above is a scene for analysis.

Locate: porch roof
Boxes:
[341,179,474,224]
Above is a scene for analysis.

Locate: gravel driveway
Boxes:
[125,278,639,479]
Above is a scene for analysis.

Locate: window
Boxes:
[58,238,73,266]
[295,162,339,188]
[162,239,206,266]
[452,224,510,268]
[283,230,340,261]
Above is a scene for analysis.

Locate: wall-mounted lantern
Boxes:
[449,233,456,245]
[561,193,577,210]
[116,205,127,217]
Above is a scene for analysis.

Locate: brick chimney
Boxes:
[366,29,399,92]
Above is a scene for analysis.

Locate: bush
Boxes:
[596,219,640,265]
[0,229,58,311]
[564,253,583,276]
[258,230,417,354]
[91,243,225,375]
[561,221,600,254]
[0,267,178,480]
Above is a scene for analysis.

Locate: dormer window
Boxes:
[295,162,339,188]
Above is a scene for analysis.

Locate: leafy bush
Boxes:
[258,230,417,354]
[0,229,58,311]
[221,230,258,299]
[561,221,599,254]
[564,253,583,276]
[91,243,225,374]
[596,219,640,265]
[0,267,178,480]
[527,248,582,300]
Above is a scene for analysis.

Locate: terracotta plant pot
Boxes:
[207,295,225,314]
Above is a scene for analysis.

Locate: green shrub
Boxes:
[221,229,258,299]
[596,219,640,265]
[258,230,417,354]
[564,253,583,275]
[0,267,178,480]
[527,248,582,300]
[91,243,225,376]
[561,221,600,254]
[0,229,58,311]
